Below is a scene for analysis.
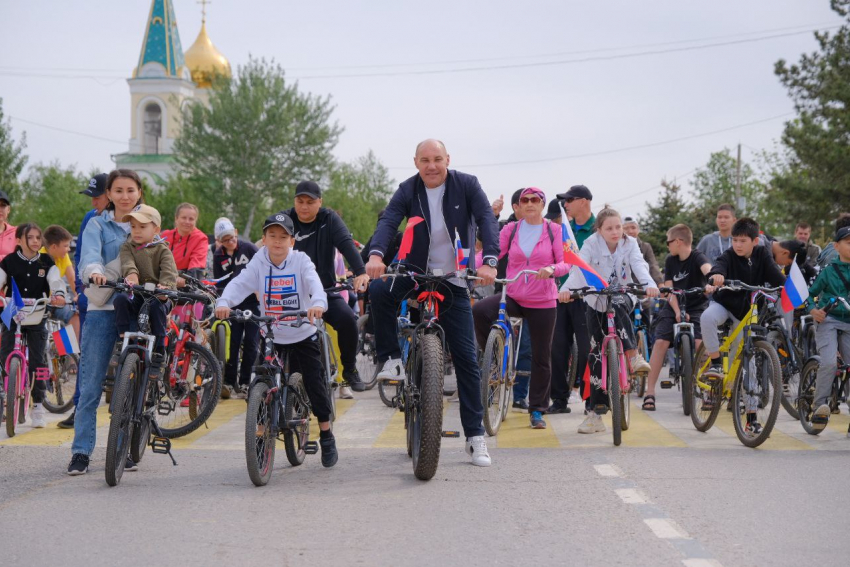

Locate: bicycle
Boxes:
[1,297,50,438]
[762,293,806,420]
[632,297,651,398]
[378,266,472,480]
[355,300,380,391]
[567,283,648,446]
[42,303,80,414]
[378,298,415,408]
[657,287,705,416]
[101,282,213,486]
[689,280,783,448]
[231,309,322,487]
[793,309,818,360]
[797,296,850,435]
[180,272,231,371]
[479,269,538,436]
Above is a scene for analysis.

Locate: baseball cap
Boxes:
[510,188,524,206]
[122,204,162,227]
[80,173,108,197]
[836,225,850,242]
[263,212,295,235]
[544,198,562,220]
[0,190,10,206]
[556,184,593,201]
[623,216,638,226]
[295,180,322,199]
[214,217,236,240]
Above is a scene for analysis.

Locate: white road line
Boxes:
[615,488,647,504]
[593,463,622,477]
[682,559,723,567]
[644,518,690,539]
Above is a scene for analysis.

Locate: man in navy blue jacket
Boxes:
[366,139,498,467]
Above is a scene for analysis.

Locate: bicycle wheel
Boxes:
[731,340,781,448]
[411,334,444,480]
[284,373,310,467]
[105,353,140,487]
[805,325,817,358]
[42,348,78,414]
[214,324,228,367]
[679,335,694,417]
[158,342,222,438]
[5,357,21,437]
[607,341,622,446]
[797,358,821,435]
[568,341,579,388]
[356,315,379,391]
[690,343,721,432]
[245,381,276,486]
[768,331,801,420]
[480,329,507,437]
[635,330,648,397]
[620,376,631,432]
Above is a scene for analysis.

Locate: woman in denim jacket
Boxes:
[67,170,144,476]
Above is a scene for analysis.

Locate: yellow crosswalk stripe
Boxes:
[620,405,687,448]
[825,412,850,436]
[170,400,251,448]
[310,398,355,438]
[495,408,560,448]
[712,410,813,450]
[0,405,110,447]
[373,408,407,448]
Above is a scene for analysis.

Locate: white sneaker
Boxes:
[339,384,354,400]
[31,403,46,428]
[465,436,491,467]
[630,354,651,374]
[577,412,605,434]
[377,358,404,381]
[234,386,248,400]
[812,404,830,431]
[447,389,459,403]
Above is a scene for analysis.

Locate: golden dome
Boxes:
[184,23,231,88]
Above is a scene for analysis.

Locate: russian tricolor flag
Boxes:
[559,204,608,290]
[781,262,809,312]
[455,229,469,271]
[52,325,80,356]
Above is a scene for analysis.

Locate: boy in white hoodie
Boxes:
[214,213,337,467]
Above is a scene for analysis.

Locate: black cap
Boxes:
[510,188,524,206]
[0,190,9,205]
[556,184,593,201]
[295,180,322,199]
[80,173,108,197]
[836,225,850,242]
[544,198,562,220]
[263,212,295,234]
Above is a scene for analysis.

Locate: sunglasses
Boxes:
[520,196,542,204]
[666,239,680,245]
[564,197,583,204]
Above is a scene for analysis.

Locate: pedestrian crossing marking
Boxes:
[621,406,687,448]
[170,400,252,449]
[494,407,560,448]
[0,405,109,447]
[310,398,355,438]
[825,412,849,436]
[711,411,813,451]
[372,408,407,448]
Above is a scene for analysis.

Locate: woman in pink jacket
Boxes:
[473,187,569,430]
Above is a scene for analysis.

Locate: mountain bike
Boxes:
[632,298,651,397]
[793,309,818,360]
[479,269,538,436]
[690,281,783,448]
[355,300,380,391]
[657,287,705,416]
[378,298,415,408]
[762,294,805,419]
[42,303,80,414]
[180,273,231,371]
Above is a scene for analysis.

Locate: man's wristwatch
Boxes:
[484,257,498,268]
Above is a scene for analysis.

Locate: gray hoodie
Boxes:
[216,247,327,344]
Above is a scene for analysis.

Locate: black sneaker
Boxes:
[706,360,723,376]
[67,453,89,476]
[57,410,76,429]
[546,399,571,414]
[320,435,338,468]
[125,456,138,472]
[512,398,529,412]
[343,369,366,393]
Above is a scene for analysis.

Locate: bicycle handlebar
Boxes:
[90,279,212,304]
[566,282,650,299]
[823,296,850,315]
[717,280,782,294]
[225,309,312,328]
[659,286,706,296]
[493,269,546,285]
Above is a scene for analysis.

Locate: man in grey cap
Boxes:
[623,216,662,284]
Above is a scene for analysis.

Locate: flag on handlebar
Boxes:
[397,217,424,261]
[559,204,608,290]
[455,229,469,271]
[52,325,80,356]
[781,262,809,311]
[1,278,25,328]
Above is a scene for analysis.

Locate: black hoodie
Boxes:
[708,245,786,320]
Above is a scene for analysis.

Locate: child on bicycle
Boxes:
[214,213,337,467]
[113,205,177,374]
[702,218,785,433]
[559,206,659,435]
[41,225,81,342]
[0,222,68,428]
[805,225,850,430]
[643,224,711,411]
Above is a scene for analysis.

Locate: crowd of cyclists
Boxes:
[0,137,847,481]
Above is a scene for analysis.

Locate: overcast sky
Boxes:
[0,1,841,217]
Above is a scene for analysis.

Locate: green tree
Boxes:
[0,98,27,203]
[18,162,90,231]
[770,0,850,236]
[637,179,690,259]
[147,175,220,234]
[173,57,342,239]
[321,151,395,243]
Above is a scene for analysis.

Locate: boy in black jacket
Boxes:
[701,218,785,430]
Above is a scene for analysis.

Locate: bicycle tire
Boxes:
[411,334,444,480]
[42,350,78,414]
[481,329,507,437]
[5,357,21,437]
[158,342,223,438]
[731,340,781,448]
[621,375,631,432]
[18,360,30,425]
[690,343,721,432]
[105,353,140,487]
[356,315,379,391]
[768,331,801,420]
[245,381,276,486]
[797,358,821,435]
[680,335,694,417]
[568,341,579,388]
[214,324,228,367]
[636,330,648,398]
[131,413,152,464]
[607,341,622,446]
[284,373,310,467]
[805,325,817,359]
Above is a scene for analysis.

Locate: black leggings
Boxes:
[323,293,358,373]
[275,333,332,422]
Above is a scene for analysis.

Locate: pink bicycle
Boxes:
[1,296,50,438]
[568,283,648,446]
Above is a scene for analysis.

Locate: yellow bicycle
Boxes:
[690,281,782,448]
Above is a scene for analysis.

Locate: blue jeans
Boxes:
[370,276,484,438]
[71,283,88,407]
[71,310,118,456]
[513,320,531,400]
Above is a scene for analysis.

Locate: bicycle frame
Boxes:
[2,297,50,429]
[600,307,631,395]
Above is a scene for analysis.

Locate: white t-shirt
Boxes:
[425,183,455,275]
[517,221,544,258]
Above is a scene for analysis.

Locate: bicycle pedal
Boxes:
[157,400,176,415]
[303,441,319,455]
[286,418,308,428]
[151,436,171,454]
[660,380,673,389]
[593,404,609,415]
[441,430,460,438]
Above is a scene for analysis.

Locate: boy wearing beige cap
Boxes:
[114,204,178,352]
